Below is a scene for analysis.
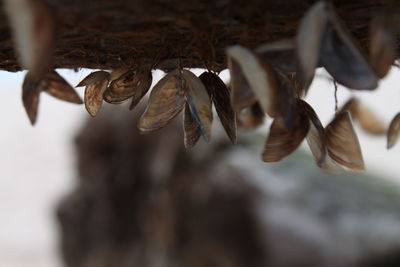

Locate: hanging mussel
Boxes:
[4,0,400,172]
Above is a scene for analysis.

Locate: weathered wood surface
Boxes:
[0,0,394,72]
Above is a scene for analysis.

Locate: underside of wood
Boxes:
[0,0,393,72]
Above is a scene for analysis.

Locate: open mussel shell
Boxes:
[139,69,186,133]
[298,100,327,168]
[227,45,297,127]
[296,1,328,90]
[22,70,83,125]
[104,70,152,104]
[22,72,41,125]
[183,102,201,149]
[76,71,110,87]
[262,111,310,162]
[326,111,365,172]
[255,39,297,73]
[4,0,55,78]
[370,11,398,78]
[297,1,378,91]
[228,56,257,111]
[42,71,83,104]
[237,102,265,129]
[319,21,377,90]
[340,98,386,135]
[130,71,153,110]
[387,113,400,149]
[272,69,298,130]
[227,45,276,113]
[200,71,237,144]
[77,71,111,117]
[182,70,213,142]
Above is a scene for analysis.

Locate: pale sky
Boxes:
[0,67,400,266]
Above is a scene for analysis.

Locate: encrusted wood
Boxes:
[0,0,394,72]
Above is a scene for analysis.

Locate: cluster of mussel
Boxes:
[9,1,400,172]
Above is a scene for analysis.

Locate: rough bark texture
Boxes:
[0,0,395,72]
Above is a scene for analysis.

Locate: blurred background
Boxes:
[1,67,400,267]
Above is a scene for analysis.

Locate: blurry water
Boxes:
[0,67,399,266]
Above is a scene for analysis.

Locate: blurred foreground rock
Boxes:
[58,105,400,267]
